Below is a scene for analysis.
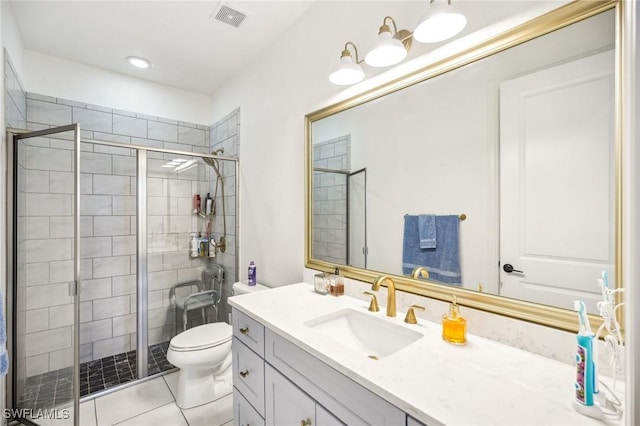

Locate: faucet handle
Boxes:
[362,291,380,312]
[404,305,425,324]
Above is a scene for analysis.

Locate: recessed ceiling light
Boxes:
[126,56,152,69]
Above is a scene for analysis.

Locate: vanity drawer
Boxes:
[233,308,265,357]
[233,337,265,417]
[233,387,265,426]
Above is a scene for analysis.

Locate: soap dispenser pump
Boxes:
[442,295,467,345]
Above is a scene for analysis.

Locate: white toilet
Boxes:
[167,281,268,409]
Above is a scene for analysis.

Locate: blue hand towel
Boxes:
[0,291,8,376]
[418,214,436,249]
[402,215,462,285]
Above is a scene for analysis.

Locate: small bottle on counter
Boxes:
[442,295,466,345]
[330,268,344,296]
[248,261,257,286]
[314,272,329,295]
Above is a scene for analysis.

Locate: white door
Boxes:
[499,50,615,314]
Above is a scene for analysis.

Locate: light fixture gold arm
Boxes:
[382,16,399,35]
[342,41,364,64]
[380,16,413,51]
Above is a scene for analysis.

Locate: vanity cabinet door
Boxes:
[265,364,315,426]
[234,388,265,426]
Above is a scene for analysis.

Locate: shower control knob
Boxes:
[503,264,523,274]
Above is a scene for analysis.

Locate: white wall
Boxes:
[22,51,212,124]
[2,1,24,78]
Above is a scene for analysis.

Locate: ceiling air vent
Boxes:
[214,5,247,28]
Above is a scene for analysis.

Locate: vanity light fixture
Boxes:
[329,42,365,85]
[126,56,152,69]
[413,0,467,43]
[364,16,411,68]
[330,0,466,85]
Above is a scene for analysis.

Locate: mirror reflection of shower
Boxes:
[312,135,367,267]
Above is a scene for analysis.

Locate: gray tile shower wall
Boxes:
[313,136,350,265]
[22,93,240,375]
[209,108,239,324]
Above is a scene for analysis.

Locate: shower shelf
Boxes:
[195,211,214,219]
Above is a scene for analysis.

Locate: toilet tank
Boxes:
[232,281,269,296]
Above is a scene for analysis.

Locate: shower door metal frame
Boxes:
[136,150,148,378]
[7,125,82,426]
[346,167,367,268]
[6,128,240,422]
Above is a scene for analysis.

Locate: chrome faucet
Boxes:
[372,275,396,317]
[411,267,429,280]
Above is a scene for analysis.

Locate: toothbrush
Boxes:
[574,300,595,407]
[574,300,592,336]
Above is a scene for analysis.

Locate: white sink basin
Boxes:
[304,308,422,360]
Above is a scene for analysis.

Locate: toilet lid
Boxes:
[170,323,232,351]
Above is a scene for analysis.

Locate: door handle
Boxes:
[503,264,523,274]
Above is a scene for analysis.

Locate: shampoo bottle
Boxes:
[193,194,201,214]
[205,193,213,215]
[442,295,466,345]
[190,233,198,257]
[248,261,256,286]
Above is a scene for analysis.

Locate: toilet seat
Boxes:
[170,323,232,352]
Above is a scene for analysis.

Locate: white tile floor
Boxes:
[80,372,233,426]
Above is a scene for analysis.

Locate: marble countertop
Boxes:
[229,282,610,426]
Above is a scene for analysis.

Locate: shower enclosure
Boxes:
[312,167,367,268]
[7,124,239,425]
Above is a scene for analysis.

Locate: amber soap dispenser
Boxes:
[442,295,467,345]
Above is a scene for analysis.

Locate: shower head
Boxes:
[204,148,224,168]
[203,157,217,167]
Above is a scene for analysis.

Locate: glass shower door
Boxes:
[11,125,81,426]
[142,152,215,377]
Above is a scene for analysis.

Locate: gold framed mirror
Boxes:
[305,0,622,332]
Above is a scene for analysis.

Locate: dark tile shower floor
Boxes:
[20,341,174,410]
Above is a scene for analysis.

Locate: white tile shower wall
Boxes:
[313,136,349,265]
[209,108,239,323]
[23,92,217,372]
